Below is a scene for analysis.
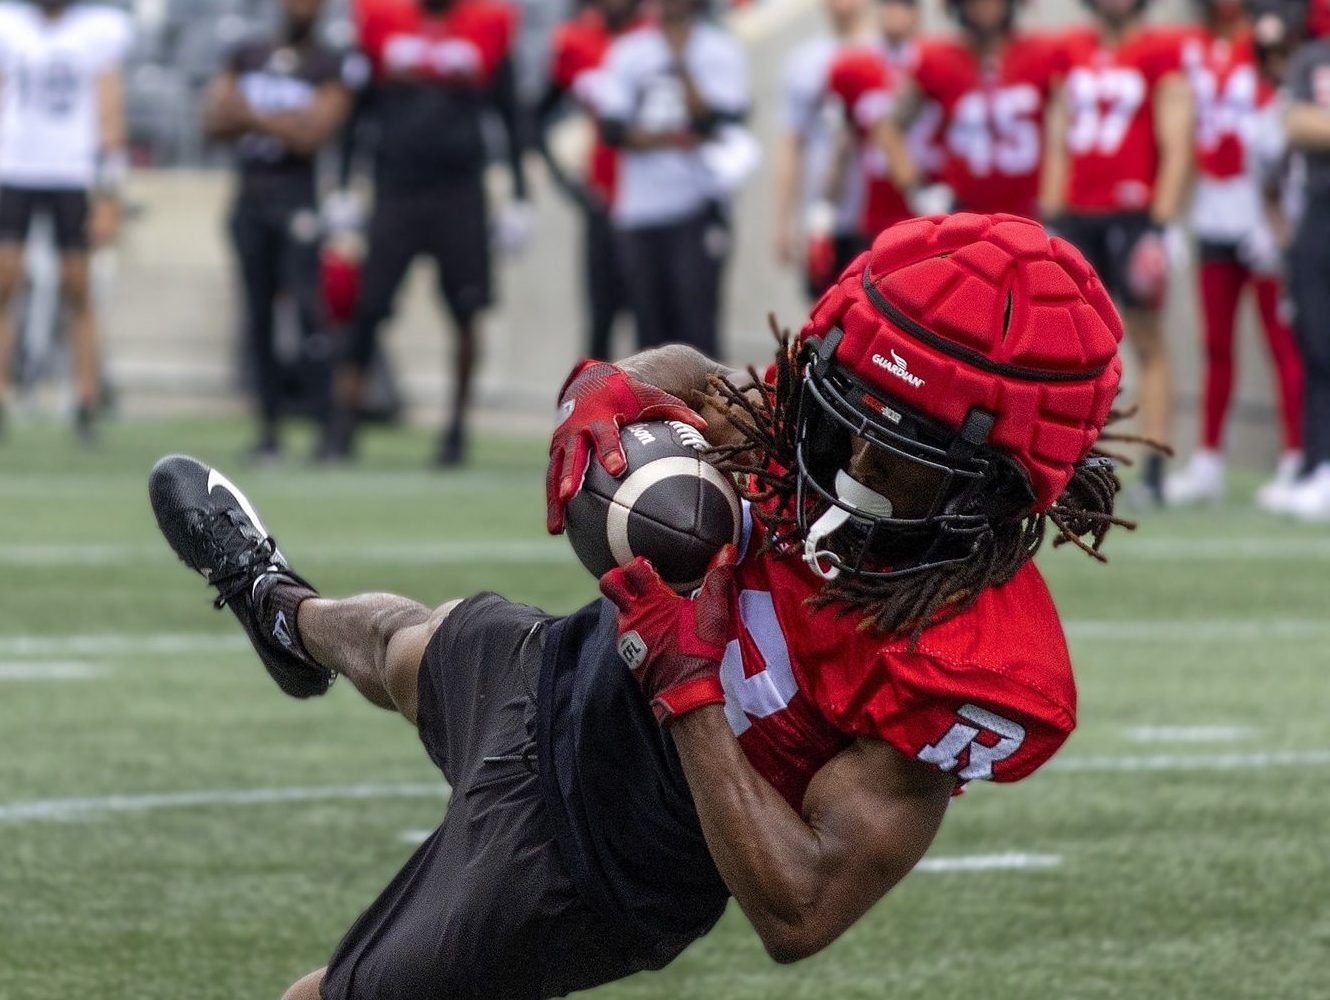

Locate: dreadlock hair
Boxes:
[706,325,1159,643]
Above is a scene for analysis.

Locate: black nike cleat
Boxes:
[149,454,335,698]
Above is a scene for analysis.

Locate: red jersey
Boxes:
[1181,28,1271,180]
[357,0,514,85]
[827,46,912,238]
[1058,26,1185,212]
[723,507,1077,809]
[550,10,632,206]
[912,33,1061,218]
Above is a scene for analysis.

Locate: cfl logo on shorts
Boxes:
[617,632,648,671]
[918,704,1026,781]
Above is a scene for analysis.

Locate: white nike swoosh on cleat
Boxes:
[206,467,284,562]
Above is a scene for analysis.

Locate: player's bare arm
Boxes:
[1039,82,1069,219]
[1149,71,1194,226]
[879,81,923,192]
[673,711,953,962]
[250,81,352,157]
[91,67,127,246]
[201,72,255,140]
[1285,101,1330,149]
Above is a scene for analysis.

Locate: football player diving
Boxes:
[151,213,1129,1000]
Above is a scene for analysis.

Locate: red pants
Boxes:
[1197,258,1304,451]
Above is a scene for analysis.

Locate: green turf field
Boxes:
[2,419,1327,1000]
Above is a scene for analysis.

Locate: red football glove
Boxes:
[1127,226,1169,310]
[546,360,706,535]
[804,200,837,295]
[599,546,738,726]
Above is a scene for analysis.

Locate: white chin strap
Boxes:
[803,470,895,581]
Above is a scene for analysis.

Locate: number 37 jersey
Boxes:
[724,507,1077,809]
[1057,27,1185,212]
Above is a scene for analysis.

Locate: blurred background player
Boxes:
[536,0,646,361]
[590,0,753,355]
[1281,2,1330,519]
[807,0,919,291]
[320,0,529,467]
[876,0,1061,219]
[1041,0,1194,505]
[772,0,871,301]
[203,0,354,462]
[0,0,131,442]
[1165,0,1304,506]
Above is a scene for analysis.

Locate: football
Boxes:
[565,420,742,592]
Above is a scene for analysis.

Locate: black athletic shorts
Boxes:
[0,186,90,252]
[1053,210,1157,311]
[321,594,645,1000]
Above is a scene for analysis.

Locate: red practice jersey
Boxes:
[723,505,1077,809]
[912,33,1061,218]
[1058,26,1186,212]
[1181,27,1271,181]
[357,0,515,85]
[550,10,641,206]
[827,46,912,238]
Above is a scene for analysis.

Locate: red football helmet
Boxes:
[796,213,1123,581]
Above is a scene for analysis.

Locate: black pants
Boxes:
[347,178,491,371]
[617,206,729,355]
[1289,198,1330,469]
[228,197,327,429]
[584,208,629,361]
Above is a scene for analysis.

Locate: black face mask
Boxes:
[420,0,451,13]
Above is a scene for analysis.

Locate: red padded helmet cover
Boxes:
[801,213,1123,511]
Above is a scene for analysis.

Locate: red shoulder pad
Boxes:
[828,47,894,127]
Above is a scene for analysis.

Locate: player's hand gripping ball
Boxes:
[564,420,742,593]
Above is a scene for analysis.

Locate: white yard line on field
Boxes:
[0,661,104,680]
[1046,749,1330,773]
[5,618,1328,661]
[4,536,1329,567]
[915,853,1062,873]
[5,751,1330,825]
[0,783,445,823]
[1124,725,1255,744]
[0,540,571,567]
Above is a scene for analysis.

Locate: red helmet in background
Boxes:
[795,213,1123,581]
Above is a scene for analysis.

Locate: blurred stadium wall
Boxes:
[105,0,1289,466]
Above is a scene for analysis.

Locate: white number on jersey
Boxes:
[1190,63,1257,155]
[945,84,1041,177]
[918,703,1026,781]
[720,590,800,737]
[1065,67,1146,157]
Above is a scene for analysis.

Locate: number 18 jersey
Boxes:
[0,2,132,190]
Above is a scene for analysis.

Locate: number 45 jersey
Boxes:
[911,34,1062,219]
[723,504,1076,808]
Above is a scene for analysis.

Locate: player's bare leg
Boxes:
[149,454,463,719]
[59,252,100,436]
[280,967,325,1000]
[1123,306,1173,500]
[0,244,23,421]
[437,314,478,467]
[297,594,462,722]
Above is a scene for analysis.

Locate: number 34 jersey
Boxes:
[0,2,133,190]
[910,34,1062,219]
[724,506,1077,809]
[1057,26,1186,212]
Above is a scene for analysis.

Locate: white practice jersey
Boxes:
[782,35,863,235]
[590,21,749,228]
[0,2,133,190]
